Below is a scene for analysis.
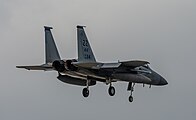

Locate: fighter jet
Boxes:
[17,26,168,102]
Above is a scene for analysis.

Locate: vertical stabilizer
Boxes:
[44,26,60,63]
[77,26,96,63]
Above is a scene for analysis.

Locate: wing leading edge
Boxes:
[120,60,150,68]
[73,60,149,69]
[16,64,53,71]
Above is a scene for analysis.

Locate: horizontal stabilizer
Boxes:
[16,64,53,71]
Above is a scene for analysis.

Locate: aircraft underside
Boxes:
[16,26,168,103]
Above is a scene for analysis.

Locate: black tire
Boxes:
[129,96,133,102]
[82,88,89,97]
[108,86,115,96]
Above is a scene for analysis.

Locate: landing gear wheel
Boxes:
[129,96,133,102]
[108,86,115,96]
[82,88,89,97]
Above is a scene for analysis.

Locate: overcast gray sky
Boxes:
[1,0,196,120]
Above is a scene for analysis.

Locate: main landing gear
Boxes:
[82,87,89,97]
[82,77,116,98]
[107,78,115,96]
[82,79,90,97]
[108,86,115,96]
[127,82,135,102]
[82,78,135,103]
[82,85,116,97]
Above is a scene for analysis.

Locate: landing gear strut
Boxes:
[127,82,135,102]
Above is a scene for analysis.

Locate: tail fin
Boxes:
[77,26,96,63]
[44,26,61,63]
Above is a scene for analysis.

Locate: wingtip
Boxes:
[16,66,21,68]
[44,26,53,30]
[77,25,86,29]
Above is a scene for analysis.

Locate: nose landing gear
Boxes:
[129,96,133,102]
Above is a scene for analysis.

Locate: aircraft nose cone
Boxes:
[159,77,168,85]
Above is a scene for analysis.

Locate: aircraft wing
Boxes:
[73,62,122,69]
[72,62,103,69]
[120,60,150,68]
[73,60,149,70]
[16,64,53,71]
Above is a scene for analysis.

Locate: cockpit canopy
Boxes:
[135,63,151,74]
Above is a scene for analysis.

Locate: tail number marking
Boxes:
[84,54,91,59]
[82,40,88,47]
